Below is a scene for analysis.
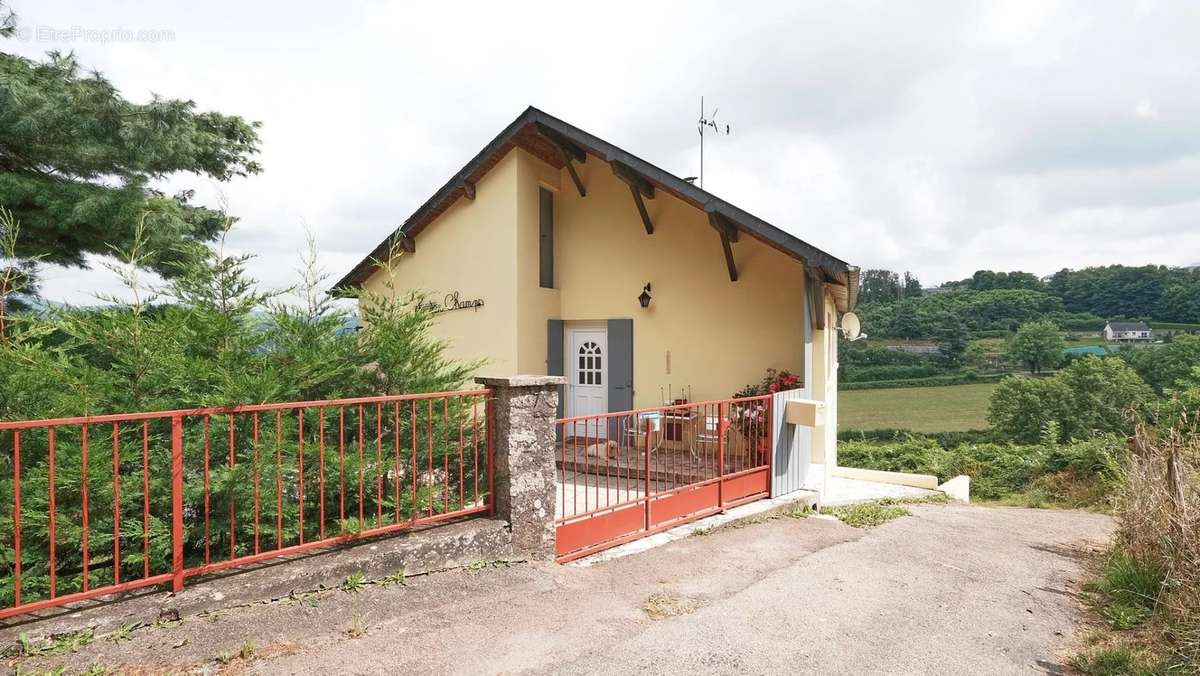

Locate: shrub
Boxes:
[838,434,1126,504]
[841,364,944,383]
[1121,334,1200,393]
[836,428,1001,447]
[0,227,480,608]
[988,357,1153,443]
[839,343,928,368]
[839,372,1007,391]
[1058,315,1108,332]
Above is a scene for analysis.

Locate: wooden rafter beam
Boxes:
[535,124,586,163]
[719,229,738,282]
[535,123,588,197]
[705,211,741,282]
[807,270,826,330]
[610,160,656,235]
[706,211,739,242]
[390,235,416,255]
[561,152,587,197]
[610,160,654,198]
[628,184,653,234]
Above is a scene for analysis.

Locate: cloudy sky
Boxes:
[7,0,1200,304]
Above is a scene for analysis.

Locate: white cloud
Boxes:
[6,0,1200,301]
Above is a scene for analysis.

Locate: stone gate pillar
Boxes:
[475,375,564,561]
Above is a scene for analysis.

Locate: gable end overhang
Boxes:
[334,107,857,309]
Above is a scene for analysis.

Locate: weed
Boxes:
[1070,645,1166,676]
[1096,551,1164,613]
[14,666,66,676]
[380,569,407,587]
[154,608,183,628]
[239,639,258,659]
[342,571,367,593]
[12,633,35,657]
[199,609,227,623]
[642,592,701,620]
[81,665,112,676]
[216,640,259,665]
[1100,603,1150,631]
[778,503,817,518]
[286,590,321,607]
[465,560,490,571]
[106,623,138,643]
[821,501,910,528]
[10,629,95,657]
[346,610,368,638]
[698,502,813,535]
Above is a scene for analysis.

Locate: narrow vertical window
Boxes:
[539,187,554,288]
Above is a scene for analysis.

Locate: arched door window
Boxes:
[577,341,603,385]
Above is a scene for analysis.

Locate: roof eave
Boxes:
[334,106,854,292]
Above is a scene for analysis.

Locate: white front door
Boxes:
[568,327,608,438]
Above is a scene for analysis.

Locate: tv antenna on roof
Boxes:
[694,96,730,190]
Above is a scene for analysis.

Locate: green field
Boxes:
[838,382,998,433]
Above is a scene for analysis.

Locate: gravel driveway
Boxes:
[8,503,1113,675]
[552,504,1113,676]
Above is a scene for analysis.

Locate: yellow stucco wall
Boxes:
[516,148,808,409]
[362,146,812,412]
[361,150,522,377]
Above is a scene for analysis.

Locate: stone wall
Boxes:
[476,375,564,560]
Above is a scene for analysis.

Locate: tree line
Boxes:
[856,264,1200,340]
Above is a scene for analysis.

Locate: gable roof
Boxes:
[334,106,857,303]
[1106,321,1151,332]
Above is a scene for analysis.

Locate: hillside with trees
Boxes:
[858,265,1200,342]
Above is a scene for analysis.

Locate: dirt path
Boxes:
[6,504,1112,675]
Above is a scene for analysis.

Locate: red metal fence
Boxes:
[0,389,493,620]
[554,394,771,562]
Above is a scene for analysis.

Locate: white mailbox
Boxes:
[784,399,825,428]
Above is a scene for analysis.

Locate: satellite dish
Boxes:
[840,312,865,341]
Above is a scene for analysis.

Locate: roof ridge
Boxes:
[334,107,853,291]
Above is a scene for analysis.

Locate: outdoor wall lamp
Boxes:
[638,283,652,308]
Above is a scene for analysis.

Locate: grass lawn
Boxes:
[839,382,998,433]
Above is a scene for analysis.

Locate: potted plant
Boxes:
[729,369,801,464]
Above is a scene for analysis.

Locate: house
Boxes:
[335,106,858,476]
[1103,321,1152,342]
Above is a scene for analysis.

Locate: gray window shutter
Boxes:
[547,319,564,418]
[607,319,633,413]
[539,188,554,288]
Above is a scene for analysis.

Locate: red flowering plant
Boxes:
[730,368,802,439]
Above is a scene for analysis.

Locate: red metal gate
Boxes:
[0,390,493,620]
[554,395,771,562]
